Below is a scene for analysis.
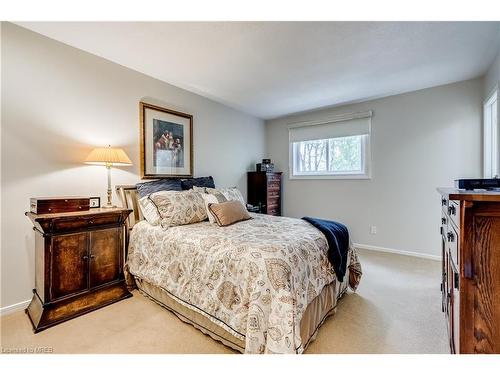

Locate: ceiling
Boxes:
[17,22,500,119]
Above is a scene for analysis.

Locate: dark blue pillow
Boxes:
[181,176,215,190]
[136,179,183,197]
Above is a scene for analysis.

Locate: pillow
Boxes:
[136,179,182,197]
[181,176,215,191]
[138,195,162,226]
[206,187,245,206]
[149,190,207,228]
[207,200,251,227]
[192,186,208,194]
[201,192,228,223]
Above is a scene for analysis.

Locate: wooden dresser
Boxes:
[247,172,282,216]
[438,188,500,353]
[25,208,133,332]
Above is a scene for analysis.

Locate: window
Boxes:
[484,88,499,178]
[289,111,372,179]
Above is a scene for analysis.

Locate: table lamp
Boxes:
[84,146,132,208]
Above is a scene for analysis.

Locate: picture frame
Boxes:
[140,102,193,179]
[89,197,101,208]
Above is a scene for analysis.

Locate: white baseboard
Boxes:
[354,243,440,261]
[0,299,30,316]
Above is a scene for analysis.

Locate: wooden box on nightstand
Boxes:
[25,207,133,332]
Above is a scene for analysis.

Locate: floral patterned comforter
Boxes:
[127,213,362,354]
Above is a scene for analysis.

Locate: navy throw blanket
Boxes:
[302,217,349,282]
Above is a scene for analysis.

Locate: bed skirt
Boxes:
[133,276,348,353]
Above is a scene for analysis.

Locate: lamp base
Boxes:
[102,204,117,209]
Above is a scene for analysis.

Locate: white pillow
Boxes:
[205,187,246,207]
[192,186,207,194]
[201,191,228,223]
[149,190,208,228]
[138,195,162,226]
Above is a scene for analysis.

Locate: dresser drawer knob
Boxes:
[82,255,89,260]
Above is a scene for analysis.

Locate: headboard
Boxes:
[116,185,143,229]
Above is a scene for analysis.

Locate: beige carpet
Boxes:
[0,249,449,354]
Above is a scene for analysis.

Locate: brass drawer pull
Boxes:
[447,232,455,242]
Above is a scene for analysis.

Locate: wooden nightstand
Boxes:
[25,208,133,332]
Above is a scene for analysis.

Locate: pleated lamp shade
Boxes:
[84,146,132,166]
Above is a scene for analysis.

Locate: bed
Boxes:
[117,185,362,354]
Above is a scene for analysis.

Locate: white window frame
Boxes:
[484,87,499,178]
[288,111,372,180]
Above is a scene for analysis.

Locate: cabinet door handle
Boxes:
[464,262,473,279]
[90,254,95,259]
[82,255,89,260]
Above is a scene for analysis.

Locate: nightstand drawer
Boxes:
[50,214,121,232]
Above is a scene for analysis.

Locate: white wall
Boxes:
[0,23,266,309]
[266,79,483,258]
[483,40,500,179]
[484,38,500,98]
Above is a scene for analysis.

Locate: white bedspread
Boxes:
[127,213,361,353]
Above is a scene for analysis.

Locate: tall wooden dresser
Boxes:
[247,171,282,216]
[25,208,132,332]
[438,188,500,353]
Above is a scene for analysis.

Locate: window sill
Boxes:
[289,173,371,180]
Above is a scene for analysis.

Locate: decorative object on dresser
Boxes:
[247,171,282,216]
[30,196,90,214]
[140,102,193,179]
[438,187,500,354]
[256,158,274,172]
[85,146,133,208]
[89,196,101,208]
[25,207,133,333]
[246,203,261,213]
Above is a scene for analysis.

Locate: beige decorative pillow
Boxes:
[149,190,207,228]
[201,192,228,223]
[208,200,251,227]
[138,195,162,226]
[192,186,207,194]
[205,187,245,206]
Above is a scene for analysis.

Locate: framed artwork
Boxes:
[89,197,101,208]
[140,102,193,178]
